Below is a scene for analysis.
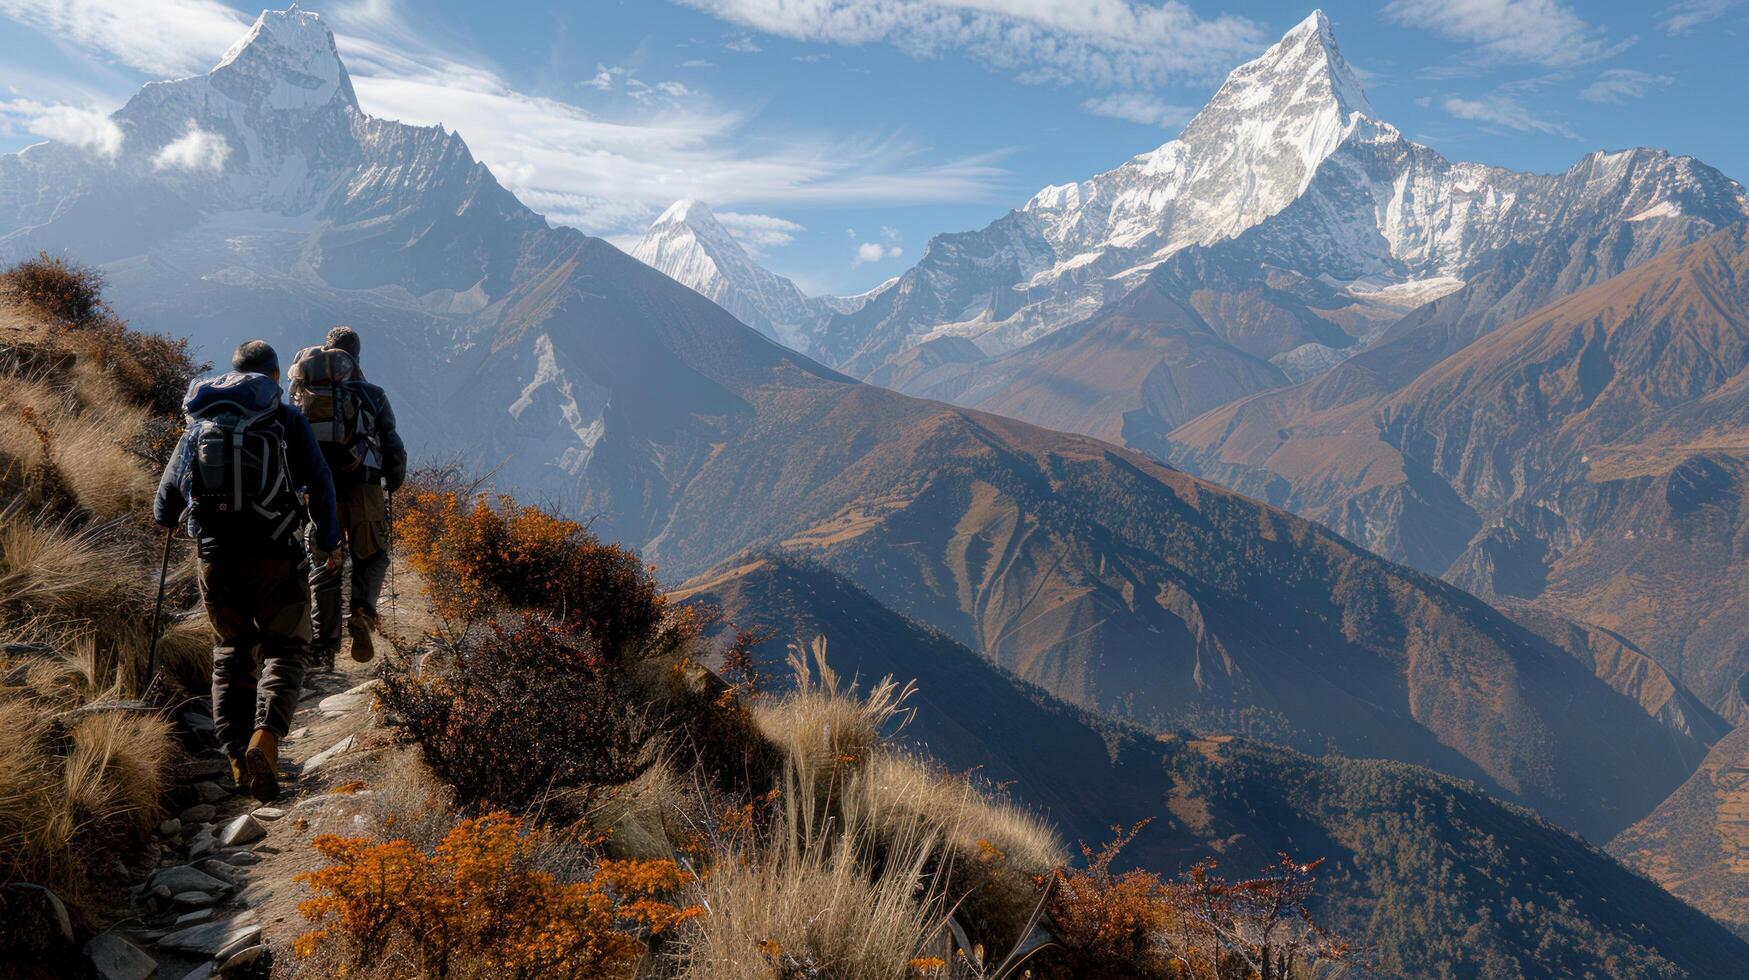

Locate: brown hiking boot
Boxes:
[244,729,280,803]
[229,755,247,790]
[347,609,377,663]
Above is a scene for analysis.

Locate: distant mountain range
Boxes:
[5,7,1747,970]
[680,555,1749,975]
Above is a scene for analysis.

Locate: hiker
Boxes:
[153,341,342,803]
[292,325,407,670]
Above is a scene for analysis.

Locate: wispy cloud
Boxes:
[675,0,1265,87]
[1440,93,1578,138]
[1384,0,1630,68]
[0,0,247,76]
[0,97,123,156]
[1080,92,1192,129]
[717,210,805,248]
[1660,0,1747,32]
[0,0,1014,239]
[1580,68,1673,103]
[153,122,229,172]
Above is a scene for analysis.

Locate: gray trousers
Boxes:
[309,481,389,648]
[199,556,311,754]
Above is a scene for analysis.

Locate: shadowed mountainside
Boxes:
[678,555,1749,978]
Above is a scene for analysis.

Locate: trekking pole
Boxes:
[144,526,174,693]
[386,487,398,632]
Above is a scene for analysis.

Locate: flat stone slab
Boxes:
[178,804,216,822]
[251,806,286,820]
[156,920,260,958]
[147,866,231,896]
[84,932,156,980]
[171,890,217,908]
[302,735,357,774]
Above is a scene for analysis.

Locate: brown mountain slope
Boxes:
[1172,223,1749,721]
[446,239,1710,841]
[678,556,1749,977]
[1612,724,1749,940]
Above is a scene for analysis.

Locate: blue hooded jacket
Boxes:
[154,372,343,559]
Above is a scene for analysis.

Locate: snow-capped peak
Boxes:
[210,4,358,111]
[1023,10,1377,255]
[631,199,878,352]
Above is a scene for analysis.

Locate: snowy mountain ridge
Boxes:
[817,9,1748,378]
[628,199,866,352]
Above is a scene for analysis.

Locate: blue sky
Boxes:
[1,0,1745,295]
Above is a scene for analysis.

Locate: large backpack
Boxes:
[181,379,303,545]
[289,346,380,480]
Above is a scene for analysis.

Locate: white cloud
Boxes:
[1660,0,1747,32]
[153,122,229,172]
[1383,0,1629,67]
[1441,93,1578,138]
[0,98,123,156]
[677,0,1265,87]
[853,227,903,265]
[1081,91,1192,129]
[717,210,805,248]
[584,64,625,91]
[0,0,248,76]
[1579,69,1673,104]
[0,0,1013,240]
[724,34,762,53]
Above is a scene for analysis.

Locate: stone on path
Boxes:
[179,804,216,822]
[174,908,214,926]
[172,890,217,909]
[194,781,228,803]
[156,919,260,958]
[84,932,157,980]
[302,735,357,774]
[214,926,264,964]
[318,680,378,715]
[251,806,286,820]
[219,814,266,847]
[180,964,215,980]
[158,818,182,837]
[147,865,231,896]
[218,943,267,973]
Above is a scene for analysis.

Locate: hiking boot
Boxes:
[347,609,377,663]
[243,729,280,803]
[314,642,339,673]
[228,755,247,790]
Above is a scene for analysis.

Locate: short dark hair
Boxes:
[326,325,360,358]
[232,340,279,375]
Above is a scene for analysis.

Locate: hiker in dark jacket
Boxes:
[300,326,407,669]
[154,340,342,803]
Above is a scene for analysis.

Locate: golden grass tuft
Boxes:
[0,698,172,915]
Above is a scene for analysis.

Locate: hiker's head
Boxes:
[326,325,360,359]
[232,340,280,383]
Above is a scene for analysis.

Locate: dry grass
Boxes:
[0,697,172,915]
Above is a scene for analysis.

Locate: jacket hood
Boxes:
[183,371,284,416]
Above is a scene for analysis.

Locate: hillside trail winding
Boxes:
[87,569,440,980]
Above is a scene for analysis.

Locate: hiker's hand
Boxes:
[324,552,341,571]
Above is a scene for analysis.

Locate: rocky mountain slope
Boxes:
[1612,724,1749,941]
[1174,224,1749,722]
[680,555,1749,977]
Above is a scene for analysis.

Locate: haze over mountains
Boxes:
[5,5,1749,970]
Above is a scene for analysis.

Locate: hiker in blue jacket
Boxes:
[153,340,343,803]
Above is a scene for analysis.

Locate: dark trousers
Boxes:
[198,556,312,755]
[310,481,389,648]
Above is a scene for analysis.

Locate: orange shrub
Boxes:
[295,812,702,979]
[1043,822,1344,980]
[395,491,663,650]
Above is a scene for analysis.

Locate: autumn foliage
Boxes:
[1044,821,1345,979]
[295,812,701,979]
[395,490,663,649]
